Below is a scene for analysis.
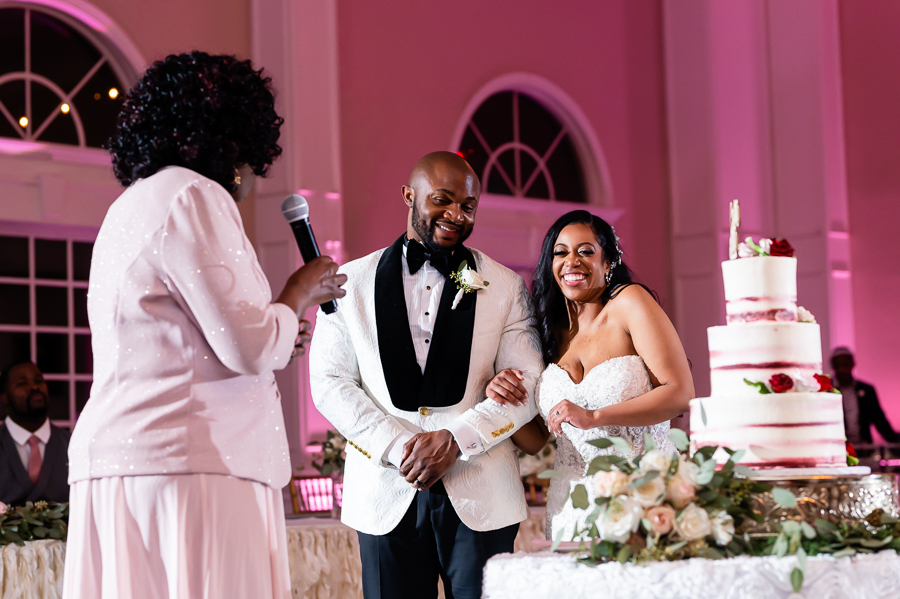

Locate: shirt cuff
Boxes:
[444,420,484,461]
[384,430,416,468]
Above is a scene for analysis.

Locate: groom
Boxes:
[310,151,543,599]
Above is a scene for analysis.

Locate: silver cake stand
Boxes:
[741,466,900,535]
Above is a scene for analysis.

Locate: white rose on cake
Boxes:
[639,450,672,474]
[798,306,816,323]
[710,510,735,546]
[597,496,643,543]
[592,470,629,498]
[673,503,712,541]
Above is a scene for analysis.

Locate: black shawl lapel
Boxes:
[375,235,424,411]
[419,246,477,408]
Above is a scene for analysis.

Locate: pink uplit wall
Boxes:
[334,0,672,303]
[839,0,900,436]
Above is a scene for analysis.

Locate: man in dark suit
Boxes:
[0,360,70,504]
[831,347,899,445]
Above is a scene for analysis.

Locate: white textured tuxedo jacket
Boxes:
[309,243,543,535]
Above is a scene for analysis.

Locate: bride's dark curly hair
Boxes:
[532,210,655,365]
[109,51,283,192]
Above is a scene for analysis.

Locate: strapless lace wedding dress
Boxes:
[537,355,676,541]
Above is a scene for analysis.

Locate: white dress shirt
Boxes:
[68,167,298,488]
[383,242,484,467]
[4,416,50,470]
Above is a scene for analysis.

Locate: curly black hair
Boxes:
[531,210,657,365]
[109,51,283,193]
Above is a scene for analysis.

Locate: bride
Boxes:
[487,210,694,541]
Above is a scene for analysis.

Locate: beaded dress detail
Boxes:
[537,355,676,540]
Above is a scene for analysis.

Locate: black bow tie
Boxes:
[405,238,454,277]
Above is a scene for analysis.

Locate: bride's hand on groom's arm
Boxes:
[486,369,528,406]
[547,399,597,435]
[399,431,460,491]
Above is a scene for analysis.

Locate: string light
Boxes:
[18,116,28,128]
[93,93,100,100]
[108,88,119,99]
[61,103,70,114]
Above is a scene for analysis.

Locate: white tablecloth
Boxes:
[482,550,900,599]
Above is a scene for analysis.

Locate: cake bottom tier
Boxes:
[689,393,847,468]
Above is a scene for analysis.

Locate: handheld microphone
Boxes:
[280,194,338,314]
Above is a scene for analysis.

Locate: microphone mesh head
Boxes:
[281,194,309,222]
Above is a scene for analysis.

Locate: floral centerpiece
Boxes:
[0,500,68,546]
[538,429,900,593]
[311,429,347,477]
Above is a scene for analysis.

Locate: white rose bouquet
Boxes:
[541,430,771,563]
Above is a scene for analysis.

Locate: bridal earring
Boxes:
[233,167,242,186]
[605,268,613,287]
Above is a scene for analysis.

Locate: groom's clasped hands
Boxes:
[399,430,460,491]
[397,368,533,491]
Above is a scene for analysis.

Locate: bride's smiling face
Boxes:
[552,223,610,303]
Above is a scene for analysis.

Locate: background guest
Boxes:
[63,51,346,599]
[0,360,70,505]
[831,346,899,445]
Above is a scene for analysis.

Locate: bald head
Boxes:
[402,151,481,252]
[408,151,481,194]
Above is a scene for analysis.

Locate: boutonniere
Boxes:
[449,260,489,310]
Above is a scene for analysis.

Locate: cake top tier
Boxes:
[723,256,797,324]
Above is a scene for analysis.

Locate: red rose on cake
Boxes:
[768,373,794,393]
[814,373,835,393]
[768,238,795,257]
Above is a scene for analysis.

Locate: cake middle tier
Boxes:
[708,322,823,396]
[689,393,846,468]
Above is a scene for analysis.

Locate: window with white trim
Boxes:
[0,227,95,430]
[0,4,126,147]
[457,90,587,203]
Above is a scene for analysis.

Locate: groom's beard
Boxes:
[411,203,472,253]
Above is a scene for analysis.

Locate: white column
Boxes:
[251,0,344,469]
[664,0,852,397]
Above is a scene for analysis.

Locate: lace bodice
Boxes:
[537,355,676,540]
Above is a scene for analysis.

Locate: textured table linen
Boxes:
[1,508,548,598]
[482,550,900,599]
[0,540,66,599]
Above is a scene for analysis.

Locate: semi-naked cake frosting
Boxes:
[690,252,846,468]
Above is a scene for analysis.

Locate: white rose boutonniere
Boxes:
[449,260,489,310]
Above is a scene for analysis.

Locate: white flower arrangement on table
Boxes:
[311,429,347,477]
[449,260,489,310]
[518,439,557,478]
[537,429,900,594]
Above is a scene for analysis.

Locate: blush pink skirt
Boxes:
[63,474,291,599]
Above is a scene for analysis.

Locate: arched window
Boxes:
[458,90,587,203]
[0,4,130,148]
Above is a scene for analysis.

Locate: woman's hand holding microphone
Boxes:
[276,256,347,361]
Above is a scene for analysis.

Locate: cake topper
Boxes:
[728,199,741,260]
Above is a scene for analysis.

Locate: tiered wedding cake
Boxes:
[689,240,846,468]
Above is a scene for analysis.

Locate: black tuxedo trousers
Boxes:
[357,480,518,599]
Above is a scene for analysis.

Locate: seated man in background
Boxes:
[0,360,70,504]
[831,347,900,447]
